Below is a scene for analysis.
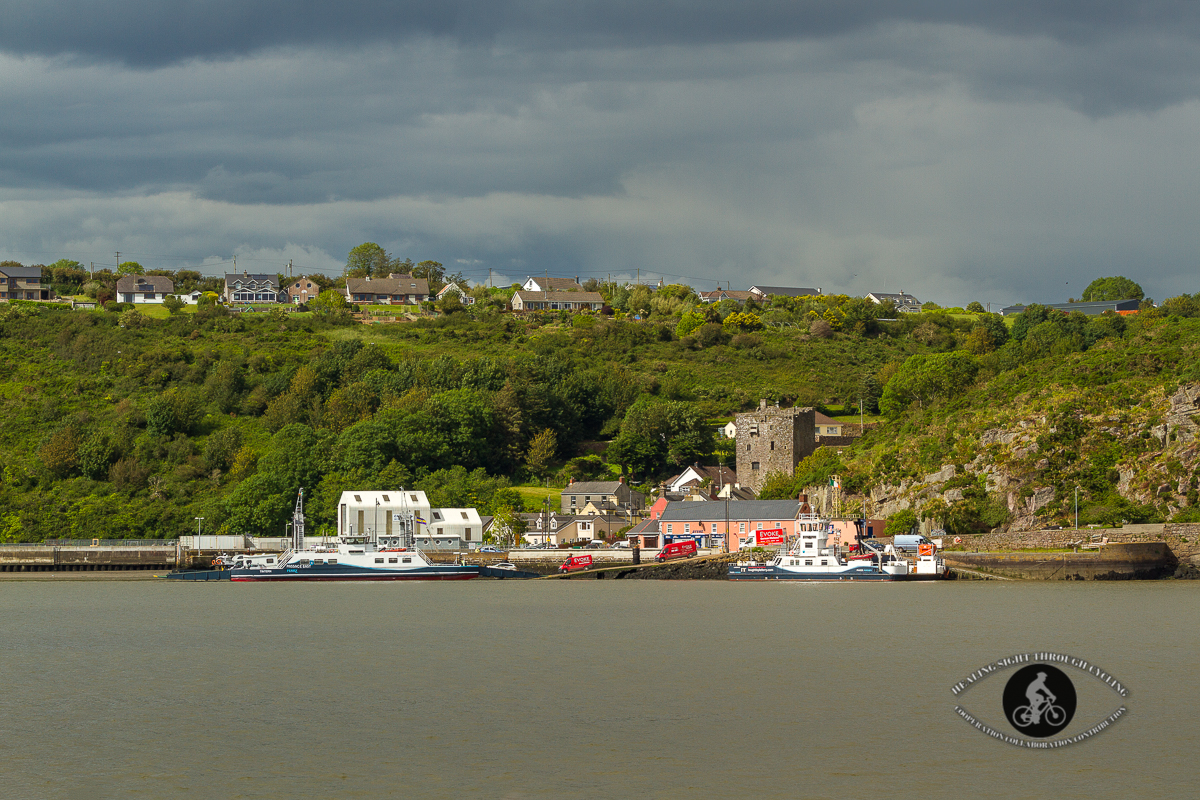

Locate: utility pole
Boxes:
[288,259,292,277]
[488,267,492,288]
[115,252,120,272]
[1075,486,1080,530]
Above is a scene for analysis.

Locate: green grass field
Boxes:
[513,486,563,511]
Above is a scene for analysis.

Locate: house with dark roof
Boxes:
[117,275,175,304]
[1000,300,1141,317]
[224,272,281,304]
[345,274,429,305]
[522,276,584,292]
[561,479,645,515]
[866,291,922,313]
[510,290,604,312]
[0,265,49,301]
[748,285,822,300]
[699,289,756,304]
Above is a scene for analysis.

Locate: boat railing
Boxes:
[275,547,292,566]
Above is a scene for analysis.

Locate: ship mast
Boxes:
[292,488,306,551]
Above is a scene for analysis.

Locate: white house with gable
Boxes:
[337,490,431,540]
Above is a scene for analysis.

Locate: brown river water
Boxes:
[0,579,1195,799]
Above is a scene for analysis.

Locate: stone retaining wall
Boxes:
[949,524,1200,564]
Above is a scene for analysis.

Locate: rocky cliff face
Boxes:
[801,384,1200,532]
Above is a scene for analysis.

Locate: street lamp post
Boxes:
[1075,486,1080,531]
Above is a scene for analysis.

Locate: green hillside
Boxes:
[0,288,1193,541]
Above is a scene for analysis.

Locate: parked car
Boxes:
[656,540,698,562]
[612,540,631,549]
[479,545,501,553]
[492,562,517,571]
[586,540,607,548]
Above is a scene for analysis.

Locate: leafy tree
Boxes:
[524,428,557,478]
[722,312,763,333]
[879,352,979,415]
[39,427,81,478]
[162,295,185,315]
[490,504,527,548]
[345,243,394,278]
[313,289,349,312]
[77,435,117,480]
[117,261,145,276]
[413,260,446,292]
[966,301,986,313]
[1082,276,1143,302]
[885,509,917,537]
[607,398,713,478]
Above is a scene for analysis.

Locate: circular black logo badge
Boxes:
[1003,664,1076,737]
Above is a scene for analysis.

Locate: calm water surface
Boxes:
[0,579,1194,799]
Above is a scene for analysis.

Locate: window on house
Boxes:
[382,495,390,502]
[464,528,471,540]
[751,462,760,470]
[739,522,746,533]
[354,495,361,502]
[757,522,763,530]
[684,524,690,533]
[461,512,468,519]
[410,494,418,502]
[666,524,673,533]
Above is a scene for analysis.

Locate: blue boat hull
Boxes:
[229,564,479,581]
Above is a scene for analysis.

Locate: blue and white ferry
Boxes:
[728,514,910,581]
[228,490,479,582]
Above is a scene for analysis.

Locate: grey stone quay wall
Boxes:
[948,523,1200,563]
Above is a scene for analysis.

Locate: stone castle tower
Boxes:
[735,401,816,494]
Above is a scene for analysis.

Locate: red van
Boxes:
[559,554,593,573]
[655,540,698,562]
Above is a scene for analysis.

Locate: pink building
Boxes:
[826,518,886,548]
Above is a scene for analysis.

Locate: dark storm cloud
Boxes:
[4,1,1200,65]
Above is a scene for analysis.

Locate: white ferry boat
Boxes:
[228,490,479,582]
[728,514,911,581]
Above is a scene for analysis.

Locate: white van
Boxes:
[892,534,933,553]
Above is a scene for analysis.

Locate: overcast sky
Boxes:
[2,1,1199,305]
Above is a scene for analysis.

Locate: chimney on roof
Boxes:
[618,476,625,484]
[759,399,767,410]
[569,477,575,485]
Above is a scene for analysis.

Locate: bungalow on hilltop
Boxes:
[748,285,822,300]
[522,276,584,292]
[511,290,604,312]
[699,289,756,304]
[345,274,429,305]
[117,275,174,304]
[866,291,922,314]
[1000,300,1141,317]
